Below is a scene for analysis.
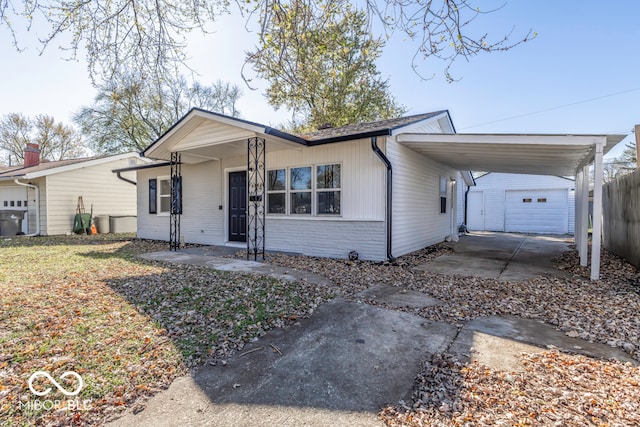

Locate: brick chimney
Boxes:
[23,143,41,167]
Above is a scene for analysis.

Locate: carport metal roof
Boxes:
[395,133,625,176]
[394,132,626,281]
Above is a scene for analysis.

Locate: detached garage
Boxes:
[467,173,575,235]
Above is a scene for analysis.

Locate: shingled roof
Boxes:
[0,156,104,178]
[298,111,448,142]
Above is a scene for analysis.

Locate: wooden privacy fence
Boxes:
[603,168,640,269]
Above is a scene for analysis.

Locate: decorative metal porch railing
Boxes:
[247,137,266,260]
[170,152,182,251]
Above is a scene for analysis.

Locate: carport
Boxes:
[395,133,626,280]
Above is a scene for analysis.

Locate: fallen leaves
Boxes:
[269,244,640,427]
[0,235,334,426]
[381,351,640,427]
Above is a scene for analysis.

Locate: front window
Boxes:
[267,169,286,214]
[266,164,342,216]
[159,176,171,214]
[290,167,312,214]
[316,164,341,214]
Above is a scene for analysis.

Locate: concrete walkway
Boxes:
[109,233,636,426]
[414,232,573,280]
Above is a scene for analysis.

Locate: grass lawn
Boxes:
[0,235,334,426]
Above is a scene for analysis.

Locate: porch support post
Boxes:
[579,164,590,266]
[590,140,605,280]
[169,152,182,251]
[247,137,266,260]
[450,177,459,241]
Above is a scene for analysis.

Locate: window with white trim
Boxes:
[290,166,312,214]
[266,163,342,216]
[158,176,171,214]
[316,164,341,215]
[439,176,447,214]
[267,169,286,214]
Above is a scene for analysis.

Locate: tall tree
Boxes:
[0,0,533,85]
[74,75,242,153]
[246,0,405,131]
[0,113,86,165]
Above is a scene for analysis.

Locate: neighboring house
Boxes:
[125,109,474,261]
[0,144,148,235]
[467,173,575,235]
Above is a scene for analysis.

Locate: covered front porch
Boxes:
[143,110,310,259]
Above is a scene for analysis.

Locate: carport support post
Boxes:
[575,171,581,250]
[590,140,605,280]
[579,164,589,266]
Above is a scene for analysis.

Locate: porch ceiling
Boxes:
[396,133,626,176]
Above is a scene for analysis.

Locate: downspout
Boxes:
[14,179,40,236]
[115,171,137,185]
[464,185,471,226]
[371,137,395,262]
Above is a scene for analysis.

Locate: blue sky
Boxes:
[0,0,638,158]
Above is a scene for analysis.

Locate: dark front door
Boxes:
[229,171,247,242]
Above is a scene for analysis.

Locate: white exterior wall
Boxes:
[137,138,387,259]
[386,136,460,257]
[43,158,139,235]
[468,173,575,234]
[137,166,171,241]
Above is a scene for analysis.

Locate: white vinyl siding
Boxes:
[386,136,459,257]
[265,139,385,221]
[137,161,226,245]
[43,158,138,235]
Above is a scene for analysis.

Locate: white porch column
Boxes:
[579,164,590,266]
[450,177,459,242]
[590,140,605,280]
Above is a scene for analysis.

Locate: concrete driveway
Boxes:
[414,232,574,280]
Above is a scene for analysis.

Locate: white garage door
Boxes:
[505,189,568,234]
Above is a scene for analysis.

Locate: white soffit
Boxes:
[396,133,626,176]
[145,111,302,163]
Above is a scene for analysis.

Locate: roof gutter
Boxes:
[115,171,137,185]
[371,136,395,262]
[13,179,40,236]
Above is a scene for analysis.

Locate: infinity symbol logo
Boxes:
[28,371,84,397]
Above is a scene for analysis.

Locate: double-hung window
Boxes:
[152,176,171,215]
[267,169,286,214]
[316,164,341,215]
[439,176,447,214]
[290,167,312,214]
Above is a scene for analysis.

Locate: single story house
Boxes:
[127,108,623,280]
[124,109,473,261]
[0,144,148,235]
[467,173,575,234]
